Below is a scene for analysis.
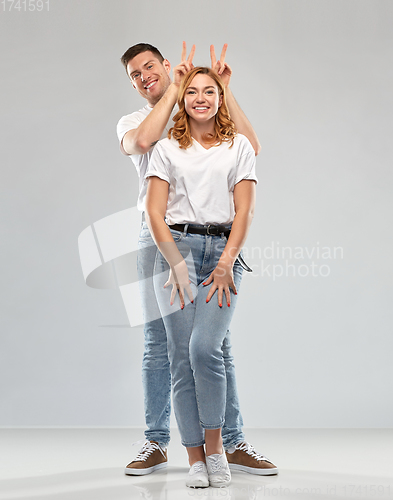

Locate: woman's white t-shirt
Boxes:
[145,134,257,225]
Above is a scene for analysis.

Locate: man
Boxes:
[117,42,278,476]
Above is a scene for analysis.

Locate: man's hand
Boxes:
[172,41,195,87]
[164,259,194,309]
[210,43,232,88]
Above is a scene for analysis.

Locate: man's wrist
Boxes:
[158,82,179,106]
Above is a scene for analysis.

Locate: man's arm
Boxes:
[225,88,261,156]
[211,45,261,156]
[121,84,178,155]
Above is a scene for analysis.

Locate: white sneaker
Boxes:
[206,452,231,488]
[186,461,209,488]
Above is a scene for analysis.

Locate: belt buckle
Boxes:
[207,225,218,236]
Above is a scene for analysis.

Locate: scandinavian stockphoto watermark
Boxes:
[1,0,49,11]
[78,207,346,326]
[242,241,344,280]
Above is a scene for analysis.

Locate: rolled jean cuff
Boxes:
[200,420,224,430]
[182,438,206,448]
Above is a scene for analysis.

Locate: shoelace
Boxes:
[133,440,166,462]
[208,455,225,474]
[234,442,268,462]
[191,462,206,474]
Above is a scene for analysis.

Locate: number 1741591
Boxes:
[2,0,50,11]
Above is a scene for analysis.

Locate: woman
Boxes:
[145,66,257,488]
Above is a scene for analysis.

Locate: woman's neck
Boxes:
[189,117,215,147]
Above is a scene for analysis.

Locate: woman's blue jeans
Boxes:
[137,222,245,448]
[151,226,244,447]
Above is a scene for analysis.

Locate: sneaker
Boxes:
[185,461,209,488]
[206,452,231,488]
[125,440,167,475]
[226,441,278,475]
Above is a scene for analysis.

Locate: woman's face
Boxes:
[184,73,222,124]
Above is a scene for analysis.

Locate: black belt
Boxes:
[168,223,253,272]
[169,223,231,237]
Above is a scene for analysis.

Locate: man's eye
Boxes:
[147,65,153,69]
[132,74,140,80]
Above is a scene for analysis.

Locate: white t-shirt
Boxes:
[116,104,178,211]
[145,134,257,225]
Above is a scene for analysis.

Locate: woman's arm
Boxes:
[145,176,193,307]
[204,179,256,307]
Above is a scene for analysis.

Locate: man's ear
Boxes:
[163,59,171,74]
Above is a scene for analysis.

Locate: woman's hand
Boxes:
[173,41,195,87]
[203,261,237,307]
[164,258,194,309]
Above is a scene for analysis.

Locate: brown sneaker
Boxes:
[226,441,278,475]
[125,440,167,475]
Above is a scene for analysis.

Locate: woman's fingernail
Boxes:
[206,299,209,303]
[202,282,206,285]
[227,303,230,307]
[191,300,194,304]
[181,305,184,310]
[219,303,222,308]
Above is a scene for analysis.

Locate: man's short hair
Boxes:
[120,43,164,73]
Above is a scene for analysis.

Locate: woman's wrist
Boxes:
[218,254,236,269]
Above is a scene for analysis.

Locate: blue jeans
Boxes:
[149,225,244,447]
[137,222,244,448]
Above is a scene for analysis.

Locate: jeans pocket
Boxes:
[170,229,183,242]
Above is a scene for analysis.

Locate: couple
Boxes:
[117,42,278,488]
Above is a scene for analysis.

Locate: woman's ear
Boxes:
[218,94,223,107]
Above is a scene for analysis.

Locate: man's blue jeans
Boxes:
[137,222,244,448]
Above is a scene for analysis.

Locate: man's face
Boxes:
[127,51,171,106]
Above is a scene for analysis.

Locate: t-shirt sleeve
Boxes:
[234,136,258,185]
[116,113,143,155]
[145,141,171,184]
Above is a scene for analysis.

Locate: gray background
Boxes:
[1,0,392,428]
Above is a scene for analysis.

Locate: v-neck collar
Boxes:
[192,137,216,151]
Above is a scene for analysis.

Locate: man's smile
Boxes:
[145,80,158,90]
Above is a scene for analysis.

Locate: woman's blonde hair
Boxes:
[168,67,237,149]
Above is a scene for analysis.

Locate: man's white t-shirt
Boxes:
[145,134,258,226]
[116,104,177,211]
